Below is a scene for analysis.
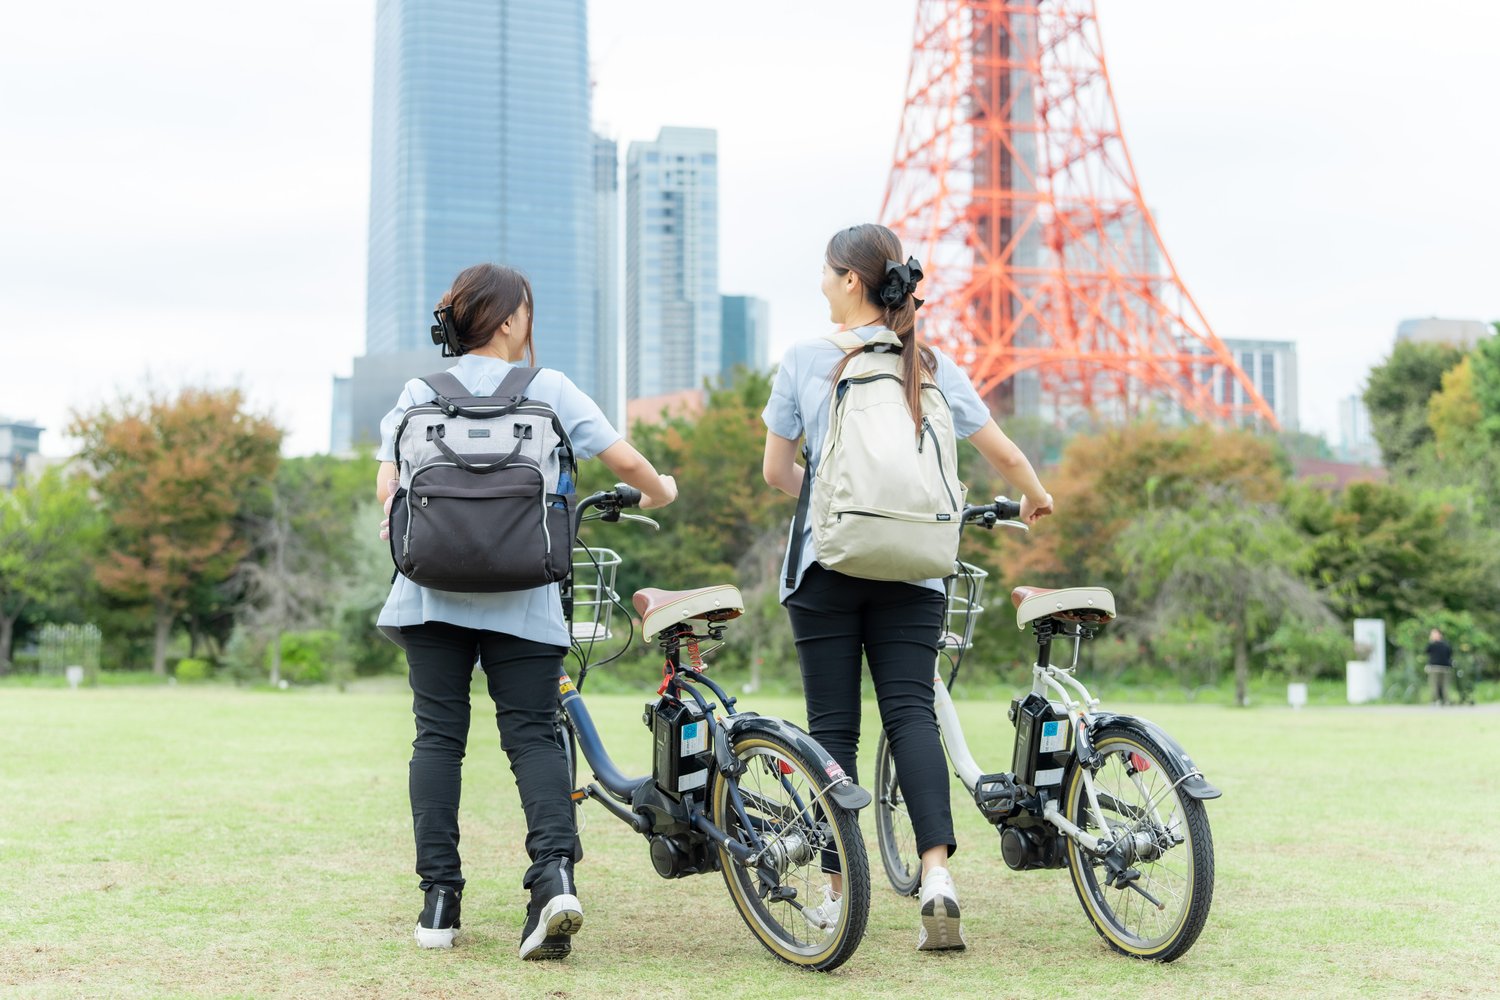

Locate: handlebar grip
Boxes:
[613,484,643,508]
[995,497,1022,521]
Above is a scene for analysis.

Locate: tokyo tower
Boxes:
[882,0,1278,426]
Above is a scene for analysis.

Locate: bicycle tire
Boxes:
[710,731,870,971]
[872,729,922,897]
[1061,724,1214,962]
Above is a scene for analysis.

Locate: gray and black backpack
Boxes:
[388,367,576,593]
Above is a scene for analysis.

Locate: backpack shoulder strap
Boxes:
[824,331,866,352]
[419,371,471,401]
[491,366,542,402]
[785,443,814,590]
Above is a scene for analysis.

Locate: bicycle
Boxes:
[552,485,872,971]
[873,497,1220,962]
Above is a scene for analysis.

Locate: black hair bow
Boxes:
[881,257,925,310]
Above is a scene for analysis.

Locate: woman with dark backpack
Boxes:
[374,263,677,960]
[761,223,1053,951]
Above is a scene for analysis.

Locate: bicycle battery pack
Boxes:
[1010,693,1072,788]
[646,696,712,800]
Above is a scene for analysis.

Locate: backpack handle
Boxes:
[428,429,529,473]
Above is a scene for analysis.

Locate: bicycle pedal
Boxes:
[973,772,1020,821]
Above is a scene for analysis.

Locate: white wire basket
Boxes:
[941,561,989,651]
[570,546,622,644]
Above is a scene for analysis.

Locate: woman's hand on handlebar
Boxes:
[640,473,677,510]
[1020,492,1054,524]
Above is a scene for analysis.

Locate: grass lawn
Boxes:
[2,680,1496,999]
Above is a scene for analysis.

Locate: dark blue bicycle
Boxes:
[552,486,871,971]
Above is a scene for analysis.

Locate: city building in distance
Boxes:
[1395,317,1494,350]
[594,133,623,431]
[1214,338,1299,432]
[0,418,44,490]
[1337,392,1380,465]
[334,0,596,454]
[720,295,770,376]
[625,127,720,401]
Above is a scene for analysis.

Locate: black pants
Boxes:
[786,564,956,858]
[401,622,579,892]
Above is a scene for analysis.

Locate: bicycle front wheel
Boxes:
[872,730,921,896]
[1062,725,1215,962]
[711,731,870,971]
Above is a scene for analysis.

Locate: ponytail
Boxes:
[826,225,934,430]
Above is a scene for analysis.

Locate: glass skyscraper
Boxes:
[720,295,769,374]
[346,0,596,452]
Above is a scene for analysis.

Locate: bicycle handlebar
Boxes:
[577,484,642,523]
[961,495,1022,528]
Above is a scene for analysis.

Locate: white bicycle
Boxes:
[873,497,1220,962]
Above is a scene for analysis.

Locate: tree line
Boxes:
[4,333,1497,701]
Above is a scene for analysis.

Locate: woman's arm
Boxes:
[597,440,677,509]
[967,419,1054,522]
[376,461,398,504]
[762,431,804,497]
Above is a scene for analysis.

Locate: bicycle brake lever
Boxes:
[618,513,660,530]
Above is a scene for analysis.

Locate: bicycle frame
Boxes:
[935,619,1220,855]
[559,493,870,864]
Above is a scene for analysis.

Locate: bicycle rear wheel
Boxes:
[872,730,921,896]
[1062,725,1214,962]
[711,731,870,971]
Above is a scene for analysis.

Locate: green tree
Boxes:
[237,453,393,684]
[1469,328,1500,444]
[1363,340,1465,470]
[986,422,1285,596]
[1118,489,1341,707]
[1426,355,1483,460]
[69,388,283,675]
[586,370,796,600]
[0,466,104,671]
[1286,479,1498,637]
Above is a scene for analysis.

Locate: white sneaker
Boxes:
[801,885,841,934]
[916,866,965,951]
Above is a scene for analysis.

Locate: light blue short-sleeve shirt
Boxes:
[762,326,992,602]
[376,354,623,648]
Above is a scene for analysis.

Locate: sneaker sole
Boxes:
[414,924,457,949]
[918,896,965,952]
[519,894,583,961]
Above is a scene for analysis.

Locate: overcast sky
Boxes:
[2,1,1496,456]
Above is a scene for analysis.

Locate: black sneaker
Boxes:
[414,884,461,949]
[518,860,583,961]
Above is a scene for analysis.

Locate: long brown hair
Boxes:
[438,263,536,364]
[826,224,935,429]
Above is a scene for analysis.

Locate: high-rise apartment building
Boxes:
[1214,338,1299,432]
[1337,393,1379,465]
[720,295,769,375]
[336,0,596,453]
[594,133,622,429]
[0,419,43,490]
[625,127,720,400]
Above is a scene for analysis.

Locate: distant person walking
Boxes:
[1425,628,1454,706]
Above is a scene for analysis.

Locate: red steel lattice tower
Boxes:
[882,0,1277,426]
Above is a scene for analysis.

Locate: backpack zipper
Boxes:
[924,417,960,511]
[405,458,554,566]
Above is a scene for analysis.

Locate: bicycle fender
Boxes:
[722,713,873,811]
[1086,712,1222,801]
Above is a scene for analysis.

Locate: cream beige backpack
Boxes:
[786,329,965,586]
